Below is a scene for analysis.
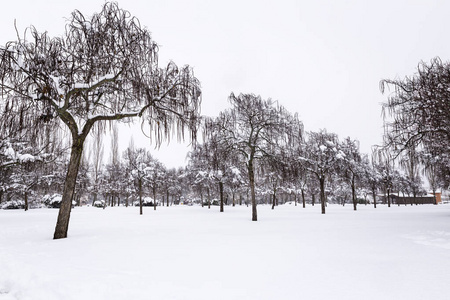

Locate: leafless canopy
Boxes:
[0,2,201,146]
[380,57,449,153]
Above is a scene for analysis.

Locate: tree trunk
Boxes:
[232,192,235,207]
[207,187,211,209]
[372,188,377,208]
[92,192,97,206]
[153,187,157,211]
[53,142,84,239]
[312,194,315,206]
[387,189,391,208]
[248,156,257,221]
[272,193,276,210]
[301,189,305,208]
[319,176,326,214]
[351,177,357,211]
[139,178,143,215]
[219,181,224,212]
[24,191,28,211]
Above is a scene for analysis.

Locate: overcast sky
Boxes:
[2,0,450,168]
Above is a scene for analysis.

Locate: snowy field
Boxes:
[1,204,450,300]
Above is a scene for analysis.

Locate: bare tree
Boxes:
[0,2,201,239]
[300,130,343,214]
[380,57,449,188]
[209,93,293,221]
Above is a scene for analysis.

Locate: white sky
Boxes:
[2,0,450,168]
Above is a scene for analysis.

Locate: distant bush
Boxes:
[93,200,105,208]
[42,194,77,208]
[133,197,157,206]
[1,199,25,209]
[202,199,220,206]
[43,194,63,208]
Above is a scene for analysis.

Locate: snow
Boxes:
[1,204,450,300]
[17,154,36,163]
[4,147,15,159]
[72,74,116,90]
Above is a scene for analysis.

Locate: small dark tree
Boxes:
[0,3,201,238]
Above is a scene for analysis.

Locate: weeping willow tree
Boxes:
[380,57,450,188]
[209,93,301,221]
[0,2,201,239]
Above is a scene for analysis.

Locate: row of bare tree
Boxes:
[1,2,448,240]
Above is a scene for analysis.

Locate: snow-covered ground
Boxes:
[1,204,449,300]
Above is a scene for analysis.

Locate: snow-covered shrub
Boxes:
[93,200,105,208]
[1,199,25,209]
[42,194,63,208]
[133,197,157,206]
[42,194,76,208]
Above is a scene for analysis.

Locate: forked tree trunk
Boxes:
[53,142,84,239]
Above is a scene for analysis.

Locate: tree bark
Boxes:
[248,155,257,221]
[301,189,306,208]
[153,187,157,211]
[319,176,326,214]
[272,192,276,210]
[351,177,357,211]
[53,141,84,239]
[372,188,377,208]
[387,189,391,208]
[24,191,28,211]
[138,178,143,215]
[219,181,224,212]
[207,187,211,209]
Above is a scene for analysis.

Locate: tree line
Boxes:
[1,90,445,217]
